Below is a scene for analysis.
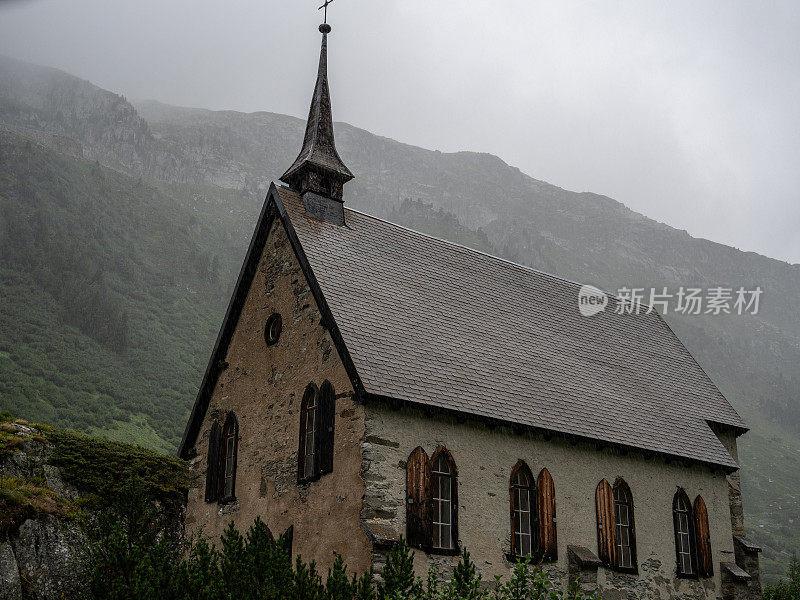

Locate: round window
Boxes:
[265,313,282,346]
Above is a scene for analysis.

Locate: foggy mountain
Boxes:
[0,54,798,579]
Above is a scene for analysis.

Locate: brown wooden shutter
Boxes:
[406,446,431,549]
[694,496,713,577]
[218,412,238,501]
[318,381,335,475]
[297,384,315,481]
[538,468,558,561]
[204,421,221,502]
[451,454,459,547]
[596,479,616,567]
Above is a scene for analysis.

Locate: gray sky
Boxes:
[1,0,799,264]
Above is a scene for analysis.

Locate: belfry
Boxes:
[280,23,353,225]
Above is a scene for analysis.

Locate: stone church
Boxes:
[179,22,762,600]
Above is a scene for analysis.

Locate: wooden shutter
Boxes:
[406,447,431,549]
[204,421,221,502]
[282,525,294,557]
[694,496,713,577]
[318,381,336,475]
[297,384,316,481]
[596,479,616,567]
[451,453,459,547]
[218,412,238,501]
[538,468,558,561]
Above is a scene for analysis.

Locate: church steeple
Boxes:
[281,23,353,225]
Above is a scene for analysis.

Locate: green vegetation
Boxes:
[0,474,78,536]
[83,483,595,600]
[764,555,800,600]
[0,417,187,535]
[45,425,188,511]
[0,132,239,451]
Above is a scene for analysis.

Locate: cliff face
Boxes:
[0,419,188,600]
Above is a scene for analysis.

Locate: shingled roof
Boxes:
[179,184,746,469]
[276,186,745,469]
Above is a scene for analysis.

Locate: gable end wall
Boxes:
[184,218,371,574]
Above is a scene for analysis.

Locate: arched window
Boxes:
[298,383,318,481]
[673,489,696,576]
[613,479,636,570]
[220,412,239,502]
[596,478,637,572]
[694,495,713,577]
[297,381,336,482]
[510,461,537,558]
[430,447,458,551]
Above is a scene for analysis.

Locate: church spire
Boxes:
[281,23,353,225]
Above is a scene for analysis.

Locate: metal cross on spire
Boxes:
[318,0,334,24]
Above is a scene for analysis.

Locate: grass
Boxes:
[0,475,78,536]
[0,417,188,533]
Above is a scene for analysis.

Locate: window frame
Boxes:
[219,412,239,504]
[612,478,638,574]
[264,313,282,346]
[509,460,538,560]
[429,446,459,555]
[673,488,698,578]
[297,383,320,482]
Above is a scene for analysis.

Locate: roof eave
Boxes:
[361,391,741,474]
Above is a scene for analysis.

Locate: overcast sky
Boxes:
[1,0,798,263]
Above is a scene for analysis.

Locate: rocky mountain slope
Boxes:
[0,54,798,580]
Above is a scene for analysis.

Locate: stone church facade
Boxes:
[180,23,762,600]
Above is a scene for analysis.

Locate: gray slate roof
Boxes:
[278,187,746,468]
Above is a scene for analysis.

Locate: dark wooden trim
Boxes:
[430,446,458,552]
[694,495,714,577]
[318,380,335,475]
[179,184,365,459]
[538,467,557,562]
[204,420,221,503]
[272,187,366,400]
[595,478,615,568]
[297,383,319,483]
[359,392,738,474]
[219,411,239,504]
[509,460,536,560]
[406,446,430,549]
[673,488,699,579]
[612,477,638,574]
[178,188,279,459]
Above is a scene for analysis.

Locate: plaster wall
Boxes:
[184,218,371,575]
[363,403,739,599]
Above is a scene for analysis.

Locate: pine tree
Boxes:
[379,538,416,600]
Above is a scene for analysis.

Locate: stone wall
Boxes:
[184,219,372,575]
[362,402,741,599]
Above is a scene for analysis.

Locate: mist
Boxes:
[1,0,798,263]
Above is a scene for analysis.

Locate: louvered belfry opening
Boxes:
[281,24,354,225]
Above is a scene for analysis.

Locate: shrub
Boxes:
[764,554,800,600]
[81,483,598,600]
